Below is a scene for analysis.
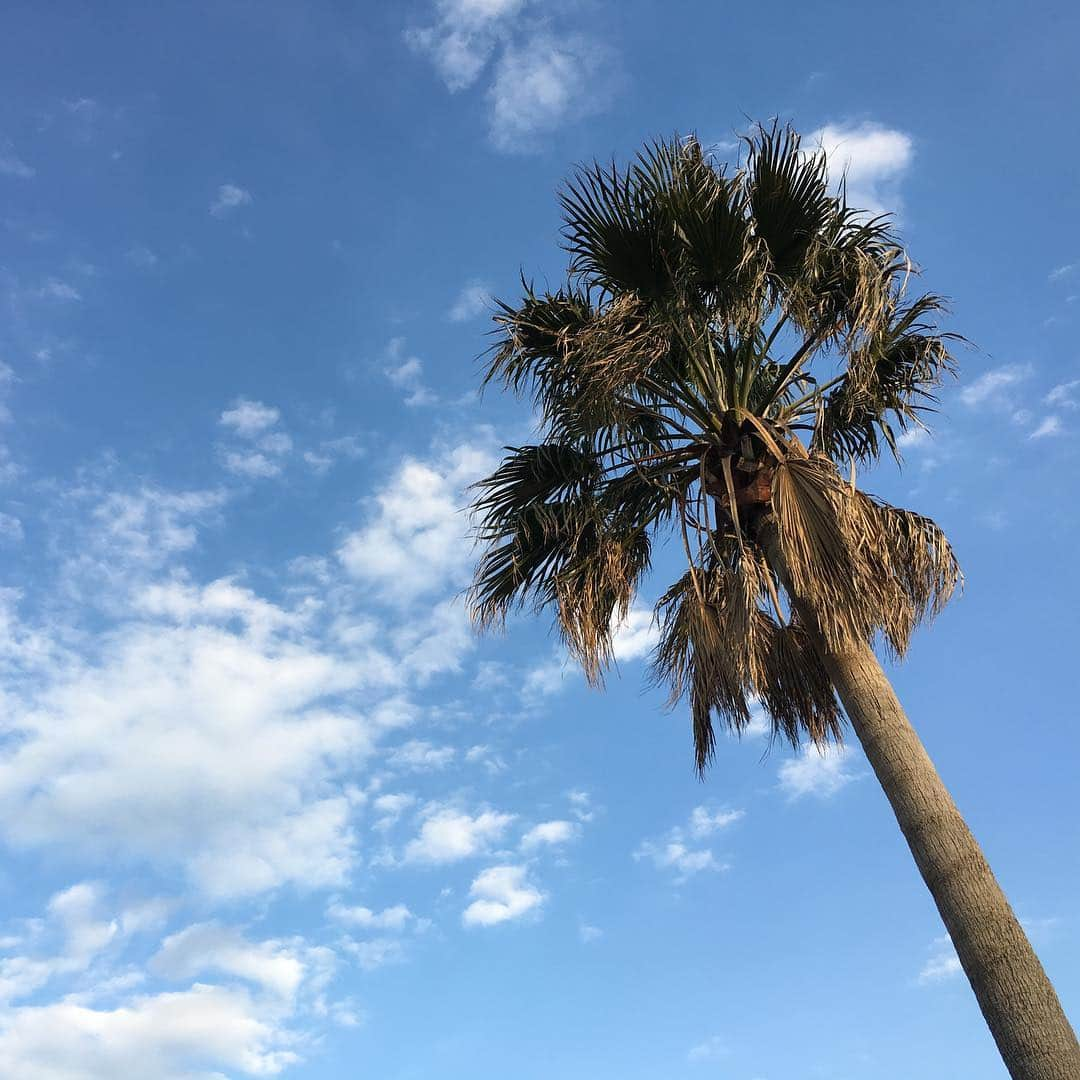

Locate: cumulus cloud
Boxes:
[0,579,385,898]
[777,743,861,800]
[404,806,514,864]
[809,122,913,217]
[385,739,456,772]
[462,864,544,926]
[337,440,495,605]
[326,902,414,932]
[220,399,280,437]
[210,183,253,216]
[519,820,577,851]
[687,1035,728,1063]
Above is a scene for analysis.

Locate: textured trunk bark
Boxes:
[759,521,1080,1080]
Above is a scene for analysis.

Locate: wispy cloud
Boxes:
[449,280,492,322]
[0,140,35,179]
[777,743,861,800]
[383,337,437,406]
[634,805,742,882]
[958,363,1031,408]
[1029,415,1062,439]
[405,1,616,151]
[210,183,253,217]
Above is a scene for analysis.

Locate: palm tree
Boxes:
[468,125,1078,1079]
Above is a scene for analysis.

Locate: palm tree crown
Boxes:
[470,124,961,771]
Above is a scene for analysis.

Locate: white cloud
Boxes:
[407,1,614,151]
[151,923,307,1002]
[218,400,292,478]
[688,1035,728,1063]
[1045,379,1080,408]
[777,743,860,800]
[959,364,1031,407]
[342,936,407,972]
[462,864,544,927]
[383,338,436,407]
[1029,415,1062,439]
[326,902,414,932]
[917,935,962,984]
[520,820,577,851]
[37,278,81,302]
[385,739,456,772]
[448,281,492,322]
[126,245,159,269]
[688,806,744,838]
[337,441,495,605]
[220,399,280,437]
[578,921,602,944]
[0,984,300,1078]
[634,839,722,880]
[488,34,610,152]
[404,806,514,864]
[210,183,253,217]
[634,806,741,882]
[0,141,34,179]
[809,122,913,217]
[0,512,23,543]
[610,604,658,663]
[223,450,283,479]
[1048,263,1076,283]
[405,0,527,91]
[0,580,383,899]
[370,793,416,832]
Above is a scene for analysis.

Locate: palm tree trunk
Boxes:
[759,521,1080,1080]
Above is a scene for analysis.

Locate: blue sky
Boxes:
[0,1,1077,1076]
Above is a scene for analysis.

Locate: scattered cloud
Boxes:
[406,1,616,151]
[36,278,82,302]
[634,805,742,882]
[488,34,613,152]
[1045,380,1080,409]
[0,141,35,179]
[578,921,602,944]
[337,440,495,605]
[0,512,23,543]
[520,820,577,851]
[386,739,456,772]
[688,1035,728,1063]
[462,864,544,927]
[218,399,292,479]
[220,399,280,437]
[449,280,492,322]
[126,245,159,269]
[403,806,515,864]
[610,604,659,663]
[1029,415,1062,439]
[917,934,962,984]
[326,902,415,932]
[809,122,913,217]
[210,183,253,217]
[1048,263,1076,283]
[777,743,861,800]
[959,364,1031,408]
[383,337,437,406]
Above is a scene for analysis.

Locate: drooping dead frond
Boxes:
[869,498,962,623]
[770,453,959,656]
[757,621,843,748]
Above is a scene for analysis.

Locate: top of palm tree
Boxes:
[469,122,962,772]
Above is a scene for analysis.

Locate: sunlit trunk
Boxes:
[759,521,1080,1080]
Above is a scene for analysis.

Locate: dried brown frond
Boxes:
[770,453,960,656]
[756,621,843,748]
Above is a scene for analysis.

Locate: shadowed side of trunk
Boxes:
[759,520,1080,1080]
